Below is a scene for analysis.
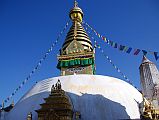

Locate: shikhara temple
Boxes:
[0,1,159,120]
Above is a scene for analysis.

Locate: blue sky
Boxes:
[0,0,159,106]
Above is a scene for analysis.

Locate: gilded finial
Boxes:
[70,0,83,22]
[74,0,78,7]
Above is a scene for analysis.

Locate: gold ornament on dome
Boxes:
[36,80,73,120]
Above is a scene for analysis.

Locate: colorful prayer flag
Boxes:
[112,42,117,48]
[109,41,113,46]
[114,43,118,48]
[123,46,128,52]
[98,33,101,38]
[154,52,159,60]
[142,50,147,55]
[119,45,126,51]
[126,48,132,54]
[134,49,141,55]
[102,36,107,43]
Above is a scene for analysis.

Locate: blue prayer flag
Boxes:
[154,52,159,60]
[126,48,132,53]
[119,45,126,51]
[109,40,113,46]
[112,42,117,48]
[142,50,147,55]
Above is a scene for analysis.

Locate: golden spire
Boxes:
[57,1,95,75]
[61,0,93,54]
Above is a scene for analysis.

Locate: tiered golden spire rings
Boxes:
[69,0,83,22]
[61,0,93,53]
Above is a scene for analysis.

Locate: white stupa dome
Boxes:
[5,75,142,120]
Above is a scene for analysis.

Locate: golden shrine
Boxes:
[140,96,159,120]
[36,80,73,120]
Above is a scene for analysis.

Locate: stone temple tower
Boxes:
[57,1,95,76]
[139,55,159,109]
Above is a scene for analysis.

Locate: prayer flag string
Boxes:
[84,24,138,89]
[2,20,70,106]
[83,21,159,61]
